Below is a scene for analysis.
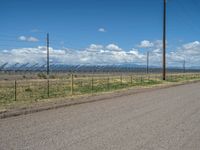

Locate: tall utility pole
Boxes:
[47,33,50,76]
[146,51,149,74]
[163,0,167,80]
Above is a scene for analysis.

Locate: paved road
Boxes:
[1,83,200,150]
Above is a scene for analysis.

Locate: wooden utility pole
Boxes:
[163,0,166,80]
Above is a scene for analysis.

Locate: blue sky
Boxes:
[0,0,200,66]
[0,0,163,49]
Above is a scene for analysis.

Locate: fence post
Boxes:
[107,76,110,90]
[14,80,17,101]
[47,79,50,98]
[131,75,133,85]
[91,76,94,93]
[120,74,122,86]
[71,74,74,96]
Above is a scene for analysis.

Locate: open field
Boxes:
[0,72,200,109]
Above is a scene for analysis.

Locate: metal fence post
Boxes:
[131,75,133,84]
[107,76,110,90]
[14,80,17,101]
[47,79,50,98]
[91,76,94,93]
[71,74,74,96]
[120,74,122,86]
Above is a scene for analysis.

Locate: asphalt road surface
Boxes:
[1,82,200,150]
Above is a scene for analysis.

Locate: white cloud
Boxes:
[154,40,163,49]
[18,36,39,42]
[138,40,154,48]
[1,40,200,67]
[152,49,161,53]
[129,48,145,59]
[98,28,106,32]
[18,36,27,41]
[27,37,39,42]
[182,41,200,50]
[86,44,103,52]
[106,44,122,52]
[0,44,144,66]
[168,41,200,67]
[136,39,200,67]
[89,44,103,49]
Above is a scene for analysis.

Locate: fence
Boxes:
[1,73,200,106]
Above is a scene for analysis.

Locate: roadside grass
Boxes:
[0,73,200,110]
